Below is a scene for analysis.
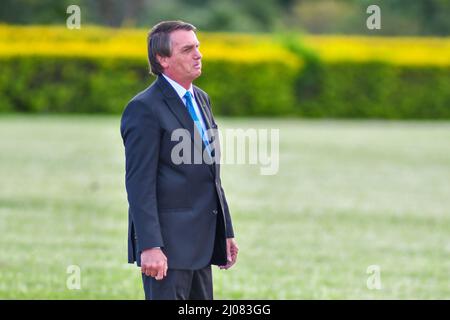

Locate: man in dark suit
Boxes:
[120,21,238,300]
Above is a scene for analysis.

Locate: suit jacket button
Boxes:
[212,209,218,215]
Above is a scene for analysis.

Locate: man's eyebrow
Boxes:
[180,42,200,51]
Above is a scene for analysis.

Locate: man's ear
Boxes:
[157,54,169,69]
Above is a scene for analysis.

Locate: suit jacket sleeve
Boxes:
[121,100,164,252]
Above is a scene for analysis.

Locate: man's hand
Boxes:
[219,238,239,270]
[141,248,168,280]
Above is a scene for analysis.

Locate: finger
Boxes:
[227,251,232,263]
[224,258,237,270]
[164,263,168,277]
[155,267,164,281]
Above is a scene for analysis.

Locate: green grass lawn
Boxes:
[0,115,449,299]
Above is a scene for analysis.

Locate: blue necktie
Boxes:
[184,91,212,156]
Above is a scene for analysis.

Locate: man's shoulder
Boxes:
[122,81,163,114]
[120,85,165,133]
[129,81,162,106]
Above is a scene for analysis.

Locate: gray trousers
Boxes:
[141,265,213,300]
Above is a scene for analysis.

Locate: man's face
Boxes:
[159,30,202,84]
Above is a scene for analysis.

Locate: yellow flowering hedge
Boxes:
[298,36,450,118]
[0,25,449,118]
[304,35,450,67]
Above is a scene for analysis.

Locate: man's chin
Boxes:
[193,69,202,79]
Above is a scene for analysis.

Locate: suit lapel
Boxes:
[194,87,219,176]
[156,76,204,157]
[193,88,213,131]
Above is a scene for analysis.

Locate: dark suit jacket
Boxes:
[120,75,234,270]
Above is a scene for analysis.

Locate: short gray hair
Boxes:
[147,21,197,75]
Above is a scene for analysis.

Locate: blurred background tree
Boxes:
[0,0,448,35]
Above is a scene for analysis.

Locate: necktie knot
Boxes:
[184,91,192,103]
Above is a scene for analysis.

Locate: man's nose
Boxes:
[194,48,202,60]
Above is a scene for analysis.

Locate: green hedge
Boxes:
[0,56,299,116]
[294,62,450,118]
[0,54,449,118]
[0,57,149,113]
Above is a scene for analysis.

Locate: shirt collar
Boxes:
[162,73,194,101]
